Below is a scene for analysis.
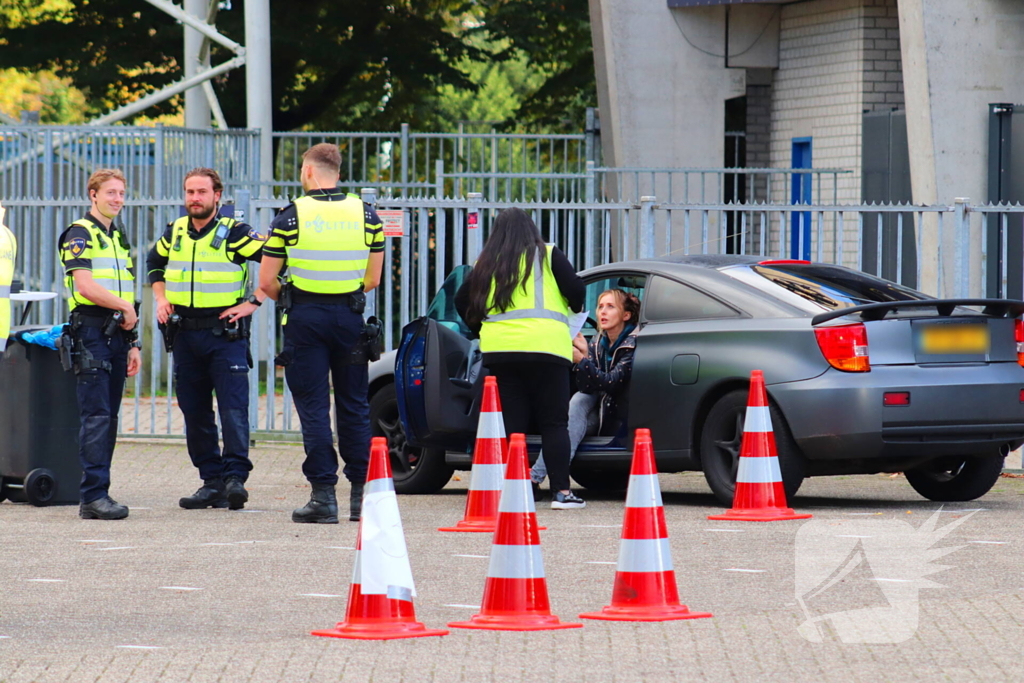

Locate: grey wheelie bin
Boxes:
[0,325,81,506]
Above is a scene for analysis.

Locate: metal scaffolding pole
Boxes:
[183,0,212,128]
[245,0,274,196]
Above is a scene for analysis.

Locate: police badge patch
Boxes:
[68,237,88,257]
[247,228,267,242]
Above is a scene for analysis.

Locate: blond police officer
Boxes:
[259,143,385,524]
[147,168,267,511]
[59,169,141,520]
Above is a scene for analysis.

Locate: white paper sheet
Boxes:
[569,310,589,339]
[359,490,416,597]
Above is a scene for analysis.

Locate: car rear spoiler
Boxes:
[811,298,1024,326]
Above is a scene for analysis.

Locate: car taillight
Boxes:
[814,323,870,372]
[1016,319,1024,367]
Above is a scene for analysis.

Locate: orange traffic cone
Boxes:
[439,376,507,533]
[708,370,812,522]
[312,437,449,640]
[448,433,581,632]
[580,429,712,622]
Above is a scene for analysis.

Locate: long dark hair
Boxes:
[465,208,547,329]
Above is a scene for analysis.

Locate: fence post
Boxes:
[362,187,379,321]
[435,159,445,199]
[400,122,410,198]
[585,160,596,270]
[41,129,55,322]
[954,197,969,298]
[585,107,598,166]
[640,196,656,259]
[467,192,483,259]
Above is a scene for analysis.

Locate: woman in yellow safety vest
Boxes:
[455,208,587,509]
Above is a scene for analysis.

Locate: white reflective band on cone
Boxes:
[476,411,506,439]
[386,585,414,602]
[736,455,783,484]
[351,549,362,583]
[743,406,773,433]
[365,478,395,495]
[625,474,664,508]
[497,480,535,513]
[487,544,545,579]
[616,538,674,573]
[469,463,505,492]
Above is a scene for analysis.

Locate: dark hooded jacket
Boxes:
[574,325,638,437]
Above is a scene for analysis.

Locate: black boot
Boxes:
[79,496,129,520]
[179,480,228,510]
[224,476,248,510]
[349,481,364,522]
[292,484,338,524]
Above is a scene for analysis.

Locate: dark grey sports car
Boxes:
[367,255,1024,504]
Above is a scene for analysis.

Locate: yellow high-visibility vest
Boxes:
[286,195,369,294]
[162,215,247,308]
[64,218,134,312]
[0,219,16,353]
[479,244,571,361]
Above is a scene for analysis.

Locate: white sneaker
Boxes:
[551,491,586,509]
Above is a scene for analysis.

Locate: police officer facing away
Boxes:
[147,168,267,511]
[59,169,142,520]
[258,143,385,524]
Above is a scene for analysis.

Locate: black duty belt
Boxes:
[292,291,358,305]
[178,316,224,331]
[70,310,114,328]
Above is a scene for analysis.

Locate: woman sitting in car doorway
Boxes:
[531,288,641,497]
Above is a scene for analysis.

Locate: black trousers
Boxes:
[489,361,572,492]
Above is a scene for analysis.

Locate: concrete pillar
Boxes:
[183,0,211,129]
[899,0,1024,294]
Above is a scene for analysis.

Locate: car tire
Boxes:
[369,383,454,494]
[570,467,629,492]
[904,454,1005,502]
[700,389,806,507]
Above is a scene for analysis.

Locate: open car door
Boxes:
[395,265,485,452]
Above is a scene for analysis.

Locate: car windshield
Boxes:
[727,263,932,312]
[425,264,473,336]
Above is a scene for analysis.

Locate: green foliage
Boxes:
[0,0,596,133]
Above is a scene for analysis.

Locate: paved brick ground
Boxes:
[1,442,1022,682]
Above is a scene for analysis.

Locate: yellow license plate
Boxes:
[919,324,990,354]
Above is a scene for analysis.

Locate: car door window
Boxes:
[580,274,647,336]
[425,264,473,337]
[644,276,738,322]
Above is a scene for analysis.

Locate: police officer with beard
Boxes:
[147,168,267,511]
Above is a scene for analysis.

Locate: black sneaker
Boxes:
[551,491,586,510]
[79,496,129,520]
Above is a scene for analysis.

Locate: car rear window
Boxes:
[744,264,932,311]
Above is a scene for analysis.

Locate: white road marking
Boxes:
[199,543,234,546]
[584,561,617,565]
[77,540,113,543]
[325,546,356,550]
[116,645,163,650]
[870,578,914,583]
[722,568,766,573]
[25,579,65,583]
[444,604,481,609]
[298,593,344,598]
[159,586,203,591]
[705,529,745,533]
[581,525,620,528]
[453,554,488,558]
[836,535,873,538]
[844,512,883,516]
[969,540,1007,545]
[127,507,151,510]
[945,508,987,513]
[233,541,270,544]
[98,547,135,551]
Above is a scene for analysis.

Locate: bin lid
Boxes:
[11,292,57,302]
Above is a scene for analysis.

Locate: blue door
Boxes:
[790,138,812,260]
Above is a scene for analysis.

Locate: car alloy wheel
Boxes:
[368,383,454,494]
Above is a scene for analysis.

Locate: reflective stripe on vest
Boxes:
[478,244,572,361]
[0,225,15,353]
[286,196,369,294]
[163,216,246,308]
[65,219,134,312]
